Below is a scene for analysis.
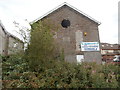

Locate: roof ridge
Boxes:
[30,2,101,25]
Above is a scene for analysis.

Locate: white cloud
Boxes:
[0,0,119,44]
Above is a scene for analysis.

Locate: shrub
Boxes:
[2,57,120,88]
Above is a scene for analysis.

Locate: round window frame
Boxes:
[61,19,70,28]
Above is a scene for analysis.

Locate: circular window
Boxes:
[61,19,70,28]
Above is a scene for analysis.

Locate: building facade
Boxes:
[0,21,24,56]
[31,3,102,63]
[0,21,8,55]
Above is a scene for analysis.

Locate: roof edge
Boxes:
[30,2,101,25]
[0,20,23,43]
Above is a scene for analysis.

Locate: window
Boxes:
[61,19,70,28]
[110,45,113,47]
[76,55,84,63]
[75,31,83,51]
[102,45,104,47]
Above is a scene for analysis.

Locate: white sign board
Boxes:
[81,42,100,51]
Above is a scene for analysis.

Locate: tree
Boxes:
[26,20,60,71]
[13,20,31,50]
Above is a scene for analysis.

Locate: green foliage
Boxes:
[2,56,120,88]
[2,54,29,80]
[26,20,60,72]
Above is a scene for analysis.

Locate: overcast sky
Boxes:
[0,0,119,44]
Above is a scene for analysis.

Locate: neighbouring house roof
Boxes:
[0,20,8,35]
[0,20,23,43]
[30,2,101,25]
[101,43,120,50]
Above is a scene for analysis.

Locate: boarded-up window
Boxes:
[76,55,84,63]
[75,30,83,51]
[63,37,70,43]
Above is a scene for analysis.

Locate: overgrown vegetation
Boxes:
[26,20,60,72]
[2,55,120,88]
[2,20,120,88]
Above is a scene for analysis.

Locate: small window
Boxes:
[3,50,4,52]
[76,55,84,63]
[102,45,104,47]
[110,45,113,47]
[61,19,70,28]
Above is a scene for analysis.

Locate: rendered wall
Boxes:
[0,25,7,55]
[8,36,24,55]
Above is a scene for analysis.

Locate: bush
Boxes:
[2,56,120,88]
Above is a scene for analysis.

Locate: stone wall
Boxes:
[39,5,101,63]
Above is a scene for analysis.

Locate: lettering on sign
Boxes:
[81,42,100,51]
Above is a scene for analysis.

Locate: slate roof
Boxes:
[101,43,120,50]
[0,20,23,42]
[30,2,101,25]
